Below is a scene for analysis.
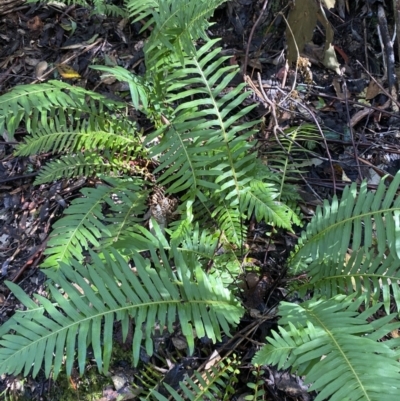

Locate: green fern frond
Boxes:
[95,3,128,16]
[212,203,245,245]
[91,65,151,111]
[34,152,122,184]
[0,80,122,139]
[247,366,267,401]
[290,171,400,272]
[15,114,142,158]
[0,248,244,378]
[42,178,146,268]
[147,38,257,195]
[127,0,227,65]
[253,295,400,401]
[263,124,321,197]
[240,181,296,229]
[101,178,149,249]
[125,0,158,23]
[296,246,400,314]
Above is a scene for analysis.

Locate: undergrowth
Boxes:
[0,1,400,400]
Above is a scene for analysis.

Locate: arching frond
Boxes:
[15,114,142,158]
[0,248,244,379]
[127,0,227,65]
[33,149,146,184]
[0,80,121,139]
[296,247,400,314]
[290,172,400,272]
[146,39,257,196]
[253,295,400,401]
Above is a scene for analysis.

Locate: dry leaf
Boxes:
[286,0,318,64]
[56,64,81,79]
[365,80,383,100]
[350,107,373,127]
[322,0,336,8]
[35,61,48,80]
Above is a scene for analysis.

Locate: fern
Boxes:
[0,80,121,139]
[265,123,321,176]
[4,1,396,400]
[253,295,400,401]
[127,0,227,66]
[246,366,267,401]
[15,114,142,159]
[41,177,147,268]
[0,247,244,379]
[291,171,400,271]
[253,172,400,401]
[142,38,297,244]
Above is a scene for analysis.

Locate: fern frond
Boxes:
[34,151,136,184]
[0,80,121,139]
[0,248,244,378]
[212,203,245,245]
[253,295,400,401]
[15,114,142,158]
[127,0,227,65]
[91,65,151,111]
[290,171,400,272]
[247,366,267,401]
[265,124,320,174]
[297,247,400,314]
[42,178,145,268]
[240,181,296,229]
[100,178,149,249]
[125,0,158,23]
[147,39,257,196]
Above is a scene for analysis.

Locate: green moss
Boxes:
[46,366,112,401]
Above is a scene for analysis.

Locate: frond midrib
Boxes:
[301,206,400,243]
[306,308,371,400]
[2,297,234,367]
[191,56,241,200]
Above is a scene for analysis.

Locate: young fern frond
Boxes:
[212,201,245,245]
[290,171,400,272]
[0,247,244,379]
[240,180,298,228]
[252,295,400,401]
[91,65,151,111]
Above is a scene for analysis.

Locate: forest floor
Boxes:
[0,0,400,400]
